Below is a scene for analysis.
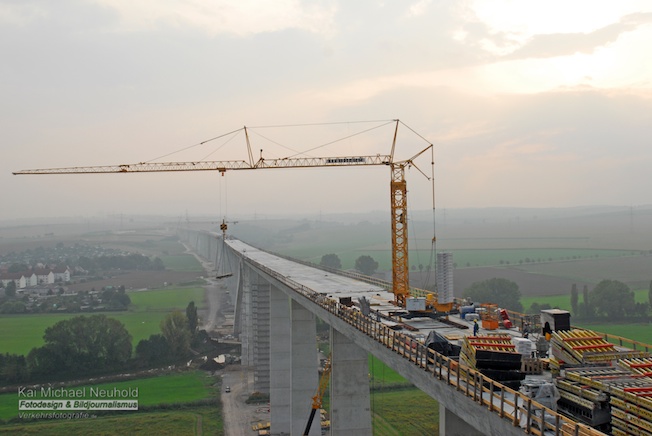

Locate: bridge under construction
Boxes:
[182,228,652,436]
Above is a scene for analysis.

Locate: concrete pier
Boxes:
[330,328,372,436]
[270,285,292,435]
[290,300,319,435]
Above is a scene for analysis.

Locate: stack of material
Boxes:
[551,329,649,366]
[610,358,652,435]
[556,366,633,430]
[513,337,533,355]
[555,365,652,433]
[460,334,524,388]
[618,357,652,377]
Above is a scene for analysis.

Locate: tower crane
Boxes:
[13,120,437,310]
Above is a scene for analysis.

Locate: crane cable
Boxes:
[422,145,437,291]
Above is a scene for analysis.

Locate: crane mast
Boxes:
[13,122,433,309]
[390,163,409,308]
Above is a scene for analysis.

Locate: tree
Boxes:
[31,315,132,375]
[570,284,578,315]
[320,254,342,270]
[136,334,171,365]
[5,281,16,299]
[463,278,523,312]
[186,301,199,335]
[582,285,592,318]
[528,302,552,314]
[649,280,652,309]
[0,353,28,383]
[153,257,165,270]
[591,279,635,319]
[8,263,28,273]
[101,288,131,309]
[160,310,191,358]
[355,255,379,276]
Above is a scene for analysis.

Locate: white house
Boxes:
[0,273,27,289]
[52,266,71,282]
[35,268,55,285]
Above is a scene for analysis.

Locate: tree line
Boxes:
[0,302,201,385]
[77,254,165,273]
[462,277,652,321]
[568,279,651,320]
[320,253,379,276]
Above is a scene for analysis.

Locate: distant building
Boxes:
[34,268,55,285]
[53,266,71,282]
[1,272,27,289]
[0,265,69,289]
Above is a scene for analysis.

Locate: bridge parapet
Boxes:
[232,243,606,436]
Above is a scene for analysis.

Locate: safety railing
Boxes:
[240,253,607,436]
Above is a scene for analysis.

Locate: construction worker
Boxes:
[473,319,479,336]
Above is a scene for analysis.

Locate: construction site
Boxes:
[14,120,652,435]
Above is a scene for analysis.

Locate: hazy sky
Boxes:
[2,0,652,222]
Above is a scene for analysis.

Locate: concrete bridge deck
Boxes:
[184,230,604,436]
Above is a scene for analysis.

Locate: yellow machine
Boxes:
[303,355,331,435]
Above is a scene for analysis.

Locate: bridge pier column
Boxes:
[330,328,372,436]
[234,260,250,365]
[290,300,319,435]
[439,403,485,436]
[252,281,271,393]
[270,285,292,435]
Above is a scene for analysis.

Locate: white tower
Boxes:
[436,252,454,304]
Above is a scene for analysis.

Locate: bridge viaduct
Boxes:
[181,229,600,436]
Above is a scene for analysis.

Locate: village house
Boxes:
[0,266,70,290]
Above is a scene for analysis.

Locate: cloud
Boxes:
[504,12,652,59]
[93,0,338,37]
[0,3,47,26]
[405,0,432,18]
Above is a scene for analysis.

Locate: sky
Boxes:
[2,0,652,223]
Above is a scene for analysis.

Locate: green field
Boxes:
[574,322,652,347]
[280,238,635,272]
[0,406,222,435]
[450,248,635,268]
[128,288,206,312]
[0,371,214,421]
[521,288,650,313]
[0,287,207,356]
[369,356,409,386]
[370,388,439,435]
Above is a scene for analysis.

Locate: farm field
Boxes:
[369,356,409,386]
[0,371,214,421]
[128,287,206,312]
[0,286,206,356]
[0,406,223,435]
[520,288,650,313]
[574,322,652,347]
[370,388,439,435]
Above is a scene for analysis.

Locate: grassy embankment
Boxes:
[0,371,222,434]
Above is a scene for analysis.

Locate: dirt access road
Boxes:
[185,244,270,435]
[220,367,270,436]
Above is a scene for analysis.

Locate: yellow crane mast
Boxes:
[13,120,433,309]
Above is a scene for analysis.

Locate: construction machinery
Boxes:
[303,355,331,435]
[14,120,446,312]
